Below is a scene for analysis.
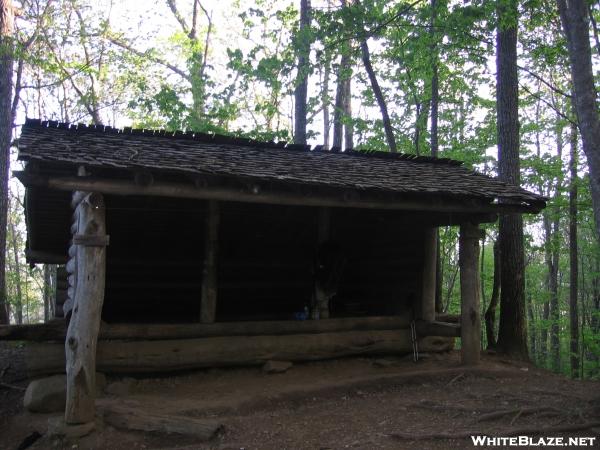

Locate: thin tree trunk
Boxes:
[332,52,349,149]
[430,0,442,312]
[359,39,397,152]
[485,240,501,349]
[558,0,600,240]
[549,122,564,372]
[294,0,311,145]
[0,0,15,325]
[527,292,537,363]
[414,100,430,156]
[343,74,353,150]
[429,0,439,159]
[569,120,579,378]
[8,215,22,324]
[496,0,528,359]
[322,56,330,149]
[44,264,51,322]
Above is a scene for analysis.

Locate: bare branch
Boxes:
[517,65,571,99]
[520,83,577,127]
[107,36,191,82]
[166,0,189,35]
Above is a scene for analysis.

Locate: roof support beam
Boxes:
[13,171,540,216]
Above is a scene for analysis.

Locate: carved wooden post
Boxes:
[64,192,108,424]
[420,227,437,322]
[201,200,219,323]
[459,222,482,365]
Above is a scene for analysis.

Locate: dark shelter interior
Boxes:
[53,196,424,323]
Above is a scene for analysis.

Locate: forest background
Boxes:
[1,0,599,379]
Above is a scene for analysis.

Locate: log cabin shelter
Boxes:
[15,118,546,368]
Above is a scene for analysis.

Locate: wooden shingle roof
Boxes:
[17,119,545,213]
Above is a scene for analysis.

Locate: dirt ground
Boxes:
[1,342,600,450]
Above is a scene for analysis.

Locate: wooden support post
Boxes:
[314,207,331,320]
[201,200,219,323]
[420,227,437,322]
[65,192,108,424]
[317,207,331,242]
[459,222,482,365]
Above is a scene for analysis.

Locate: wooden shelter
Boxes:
[10,118,545,425]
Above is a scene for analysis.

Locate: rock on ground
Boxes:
[24,373,108,413]
[23,375,66,413]
[262,360,293,374]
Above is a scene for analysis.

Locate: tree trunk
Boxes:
[568,120,579,378]
[322,53,330,149]
[293,0,311,145]
[429,0,439,159]
[343,73,353,150]
[459,222,482,365]
[8,215,22,324]
[496,0,528,359]
[527,292,537,363]
[557,0,600,240]
[484,240,501,349]
[430,0,442,313]
[0,0,15,325]
[414,100,430,156]
[359,39,397,152]
[44,265,52,322]
[549,122,564,372]
[332,53,348,150]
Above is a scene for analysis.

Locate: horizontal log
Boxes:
[104,405,222,440]
[0,315,411,342]
[0,320,67,340]
[25,249,68,265]
[24,331,455,376]
[13,171,537,215]
[436,313,460,323]
[415,320,461,337]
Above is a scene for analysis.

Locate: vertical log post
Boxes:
[314,207,332,319]
[65,192,109,424]
[201,200,219,323]
[459,222,482,365]
[420,227,437,322]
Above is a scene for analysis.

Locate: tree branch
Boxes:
[107,36,191,82]
[166,0,190,35]
[520,83,577,127]
[517,65,571,99]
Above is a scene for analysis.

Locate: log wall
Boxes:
[25,330,454,376]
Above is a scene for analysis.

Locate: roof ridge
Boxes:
[23,118,464,167]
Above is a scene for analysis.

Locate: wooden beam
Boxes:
[25,249,68,264]
[419,227,437,321]
[13,171,543,215]
[25,331,455,376]
[459,222,482,365]
[200,200,219,323]
[64,192,108,425]
[1,315,413,342]
[415,320,461,338]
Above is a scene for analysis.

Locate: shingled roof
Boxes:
[17,119,545,213]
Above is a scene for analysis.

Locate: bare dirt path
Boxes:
[1,345,599,450]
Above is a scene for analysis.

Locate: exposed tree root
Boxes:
[447,372,465,386]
